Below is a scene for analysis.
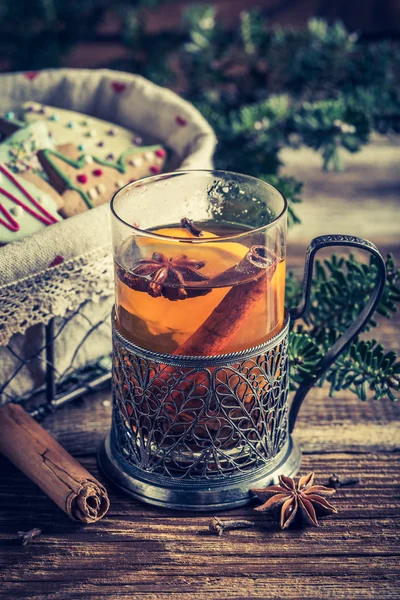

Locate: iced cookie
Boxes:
[0,121,64,209]
[21,102,154,162]
[0,120,53,175]
[0,165,62,244]
[38,143,167,218]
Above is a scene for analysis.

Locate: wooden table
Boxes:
[1,140,399,599]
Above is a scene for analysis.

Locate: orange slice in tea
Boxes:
[135,226,248,279]
[117,226,251,350]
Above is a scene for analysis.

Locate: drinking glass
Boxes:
[99,170,386,510]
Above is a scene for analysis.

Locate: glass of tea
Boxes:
[103,170,385,510]
[112,171,286,354]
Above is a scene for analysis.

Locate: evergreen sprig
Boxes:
[177,8,400,177]
[287,254,400,401]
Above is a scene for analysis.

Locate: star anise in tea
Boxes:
[252,472,337,529]
[119,252,210,300]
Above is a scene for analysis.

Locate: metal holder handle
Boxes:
[288,234,387,432]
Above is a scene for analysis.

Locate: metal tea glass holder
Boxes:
[98,169,386,512]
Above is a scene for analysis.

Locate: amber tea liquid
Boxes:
[115,221,285,355]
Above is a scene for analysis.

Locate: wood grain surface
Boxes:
[0,138,399,599]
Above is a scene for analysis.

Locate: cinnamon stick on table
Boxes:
[0,403,110,523]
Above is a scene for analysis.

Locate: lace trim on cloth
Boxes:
[0,246,114,345]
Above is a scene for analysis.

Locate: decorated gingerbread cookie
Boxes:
[0,120,53,175]
[38,143,167,218]
[0,121,64,209]
[21,102,150,161]
[0,165,62,244]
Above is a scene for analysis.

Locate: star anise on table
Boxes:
[252,472,338,529]
[119,252,210,300]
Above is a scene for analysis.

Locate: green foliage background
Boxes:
[1,1,399,401]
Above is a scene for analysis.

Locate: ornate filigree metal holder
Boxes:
[99,316,300,510]
[99,235,387,510]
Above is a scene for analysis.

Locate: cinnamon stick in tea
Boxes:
[140,245,276,390]
[0,403,110,523]
[174,245,277,356]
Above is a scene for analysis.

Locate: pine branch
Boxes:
[288,331,324,389]
[325,339,400,402]
[288,254,400,401]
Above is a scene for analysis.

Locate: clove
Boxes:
[180,217,203,237]
[17,527,42,546]
[328,473,361,490]
[209,517,254,536]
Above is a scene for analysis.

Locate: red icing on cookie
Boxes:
[92,169,103,177]
[111,81,126,94]
[176,116,187,126]
[77,174,88,184]
[155,148,166,158]
[0,204,19,232]
[0,165,57,228]
[150,165,160,174]
[24,71,39,81]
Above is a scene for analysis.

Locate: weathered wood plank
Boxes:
[1,454,399,539]
[1,579,399,600]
